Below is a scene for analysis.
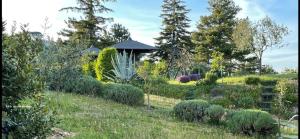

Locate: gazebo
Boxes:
[81,38,157,60]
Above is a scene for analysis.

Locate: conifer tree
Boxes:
[152,0,193,78]
[192,0,240,75]
[59,0,115,48]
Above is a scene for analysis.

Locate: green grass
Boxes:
[46,91,253,139]
[216,73,298,84]
[168,80,196,85]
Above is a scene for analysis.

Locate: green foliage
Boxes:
[6,95,57,139]
[152,60,167,77]
[210,98,232,108]
[63,76,102,95]
[82,59,97,77]
[236,97,255,109]
[192,0,242,73]
[95,47,117,81]
[2,25,56,138]
[59,0,115,46]
[174,99,210,122]
[145,83,194,99]
[110,23,131,43]
[191,63,210,78]
[184,90,196,100]
[261,65,277,74]
[205,105,225,124]
[137,60,153,80]
[211,51,225,74]
[227,109,278,136]
[108,50,136,83]
[245,77,261,85]
[102,83,144,106]
[197,72,218,85]
[272,79,298,119]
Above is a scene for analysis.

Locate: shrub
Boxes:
[205,105,225,123]
[227,109,278,136]
[102,83,144,106]
[236,97,255,109]
[95,47,117,81]
[189,74,201,81]
[191,64,209,78]
[173,99,210,121]
[205,72,218,84]
[82,60,96,77]
[210,98,232,108]
[146,83,193,99]
[260,80,277,86]
[245,77,261,85]
[152,60,167,76]
[184,89,196,100]
[64,76,102,95]
[176,75,191,83]
[148,76,168,85]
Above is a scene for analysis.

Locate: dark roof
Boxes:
[113,38,157,51]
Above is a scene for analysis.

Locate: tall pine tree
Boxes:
[152,0,193,78]
[59,0,115,48]
[191,0,240,75]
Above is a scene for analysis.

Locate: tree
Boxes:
[95,47,117,81]
[152,0,193,78]
[59,0,115,48]
[192,0,240,75]
[210,51,224,77]
[233,16,289,75]
[110,23,130,43]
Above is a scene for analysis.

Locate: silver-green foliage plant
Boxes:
[108,50,136,83]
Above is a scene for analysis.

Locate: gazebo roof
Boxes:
[112,38,157,51]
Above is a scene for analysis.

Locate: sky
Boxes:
[2,0,298,72]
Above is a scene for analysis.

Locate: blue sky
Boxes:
[3,0,298,72]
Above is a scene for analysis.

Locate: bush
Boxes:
[82,60,96,77]
[102,83,144,106]
[197,72,218,85]
[146,83,194,99]
[189,74,201,81]
[245,77,261,85]
[176,75,191,83]
[95,47,117,81]
[227,109,278,136]
[148,76,168,85]
[174,99,210,121]
[184,89,196,100]
[152,60,167,76]
[236,97,255,109]
[210,98,232,108]
[205,105,225,123]
[260,80,277,86]
[64,76,102,95]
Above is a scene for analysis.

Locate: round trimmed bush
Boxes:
[58,75,102,95]
[176,75,191,83]
[173,99,210,121]
[102,83,144,106]
[227,109,278,136]
[210,98,232,108]
[205,105,225,123]
[245,77,261,85]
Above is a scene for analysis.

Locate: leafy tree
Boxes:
[210,51,224,77]
[233,16,289,75]
[110,23,131,43]
[152,0,193,78]
[192,0,240,75]
[59,0,115,48]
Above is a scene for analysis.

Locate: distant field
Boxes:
[44,91,254,139]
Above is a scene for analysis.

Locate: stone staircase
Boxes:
[260,86,276,112]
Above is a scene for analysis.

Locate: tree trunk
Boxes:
[259,57,262,76]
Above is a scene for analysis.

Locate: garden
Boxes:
[2,0,298,139]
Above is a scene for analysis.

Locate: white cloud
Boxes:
[234,0,267,21]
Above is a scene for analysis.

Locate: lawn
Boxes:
[45,91,253,139]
